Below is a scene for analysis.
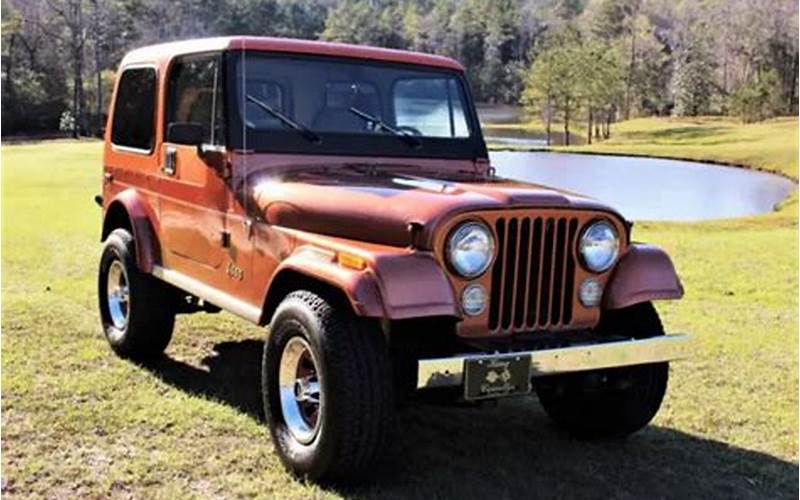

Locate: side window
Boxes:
[393,78,470,138]
[111,67,157,151]
[166,55,224,145]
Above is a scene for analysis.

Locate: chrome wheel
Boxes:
[106,260,130,330]
[279,336,322,444]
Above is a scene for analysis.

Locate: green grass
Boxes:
[2,136,798,498]
[486,115,799,180]
[561,117,799,180]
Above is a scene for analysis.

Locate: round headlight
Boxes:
[579,220,620,272]
[447,221,495,278]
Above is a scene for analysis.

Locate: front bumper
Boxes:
[417,334,689,389]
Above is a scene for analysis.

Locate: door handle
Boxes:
[163,147,177,176]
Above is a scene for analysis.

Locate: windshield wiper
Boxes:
[348,107,422,149]
[246,94,321,144]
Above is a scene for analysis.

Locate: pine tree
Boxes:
[671,28,716,116]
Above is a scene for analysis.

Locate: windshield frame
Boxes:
[224,50,488,160]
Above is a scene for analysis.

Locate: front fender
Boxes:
[604,243,684,310]
[270,245,457,320]
[102,189,160,273]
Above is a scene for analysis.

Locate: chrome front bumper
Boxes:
[417,334,690,389]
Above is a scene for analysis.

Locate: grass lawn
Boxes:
[1,130,798,498]
[561,116,799,179]
[486,116,799,179]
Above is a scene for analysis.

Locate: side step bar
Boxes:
[151,265,262,324]
[417,334,690,389]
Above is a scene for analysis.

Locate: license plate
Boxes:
[463,354,532,400]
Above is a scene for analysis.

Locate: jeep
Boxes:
[97,36,688,482]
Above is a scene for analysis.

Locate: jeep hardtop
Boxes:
[98,36,688,482]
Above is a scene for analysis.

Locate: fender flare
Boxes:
[262,246,458,323]
[101,189,161,273]
[604,243,684,310]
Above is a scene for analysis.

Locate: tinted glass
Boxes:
[234,57,470,138]
[394,78,469,137]
[111,68,156,150]
[227,52,485,159]
[166,55,224,145]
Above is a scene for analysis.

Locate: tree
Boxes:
[321,0,402,48]
[2,0,799,136]
[522,47,559,145]
[577,42,624,143]
[727,69,782,123]
[522,27,583,145]
[671,26,716,116]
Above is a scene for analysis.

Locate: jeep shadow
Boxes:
[142,339,798,499]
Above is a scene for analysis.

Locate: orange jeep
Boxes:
[97,37,688,481]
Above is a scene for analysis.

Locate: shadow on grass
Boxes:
[616,126,769,146]
[143,340,798,500]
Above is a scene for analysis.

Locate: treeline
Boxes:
[2,0,797,137]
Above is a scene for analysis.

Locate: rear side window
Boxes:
[166,54,224,145]
[111,67,157,151]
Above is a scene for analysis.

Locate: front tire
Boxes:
[534,302,668,439]
[263,290,394,482]
[98,228,175,361]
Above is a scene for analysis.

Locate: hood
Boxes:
[250,169,619,248]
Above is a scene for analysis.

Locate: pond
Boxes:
[489,151,797,221]
[477,105,584,146]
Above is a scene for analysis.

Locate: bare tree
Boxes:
[44,0,88,137]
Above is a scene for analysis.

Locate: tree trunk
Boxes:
[545,93,552,146]
[624,20,637,120]
[93,0,104,136]
[595,119,601,142]
[587,105,593,145]
[790,55,799,114]
[4,34,16,104]
[95,59,102,135]
[69,0,88,137]
[563,99,570,147]
[4,34,17,134]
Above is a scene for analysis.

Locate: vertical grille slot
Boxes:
[488,219,506,330]
[538,218,555,326]
[489,215,579,333]
[525,218,543,327]
[563,218,578,324]
[500,219,518,329]
[513,218,531,328]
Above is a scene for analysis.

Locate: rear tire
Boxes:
[98,228,175,361]
[262,290,394,482]
[534,302,668,439]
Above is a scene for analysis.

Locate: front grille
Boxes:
[488,216,579,332]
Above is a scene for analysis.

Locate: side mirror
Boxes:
[166,122,204,145]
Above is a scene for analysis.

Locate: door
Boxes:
[159,53,228,275]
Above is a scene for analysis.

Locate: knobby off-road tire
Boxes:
[98,228,175,361]
[534,302,668,439]
[263,290,394,482]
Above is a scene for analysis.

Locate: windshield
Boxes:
[227,51,486,159]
